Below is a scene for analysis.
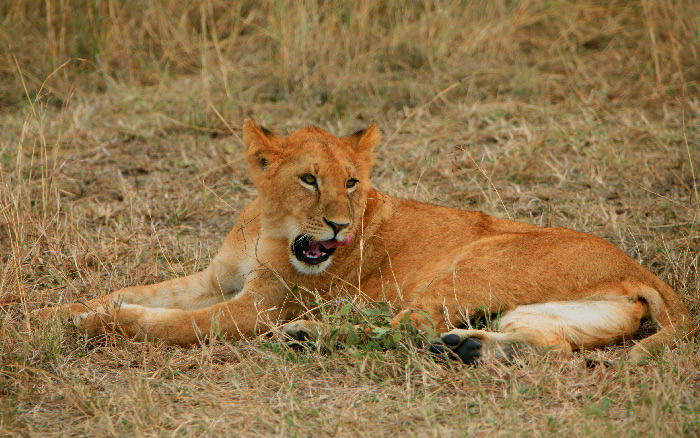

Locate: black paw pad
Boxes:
[293,330,310,342]
[453,338,482,365]
[428,336,483,366]
[428,342,447,356]
[441,333,461,346]
[283,330,315,352]
[287,341,314,352]
[584,357,614,368]
[283,328,310,343]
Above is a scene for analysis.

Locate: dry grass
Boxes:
[1,1,699,436]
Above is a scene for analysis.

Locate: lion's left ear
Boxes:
[343,122,381,156]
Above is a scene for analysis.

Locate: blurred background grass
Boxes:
[2,1,699,115]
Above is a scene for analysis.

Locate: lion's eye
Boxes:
[346,179,359,189]
[300,174,317,186]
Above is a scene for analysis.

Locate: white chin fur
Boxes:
[290,255,332,275]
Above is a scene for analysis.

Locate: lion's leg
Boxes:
[72,273,290,345]
[430,327,573,364]
[623,282,693,362]
[35,276,211,321]
[37,203,263,321]
[75,291,288,345]
[431,297,646,365]
[37,254,246,321]
[389,307,448,333]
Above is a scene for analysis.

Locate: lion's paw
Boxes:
[429,331,484,365]
[33,301,115,323]
[280,320,321,342]
[70,301,122,337]
[33,306,62,321]
[71,312,89,329]
[428,329,519,366]
[73,311,115,337]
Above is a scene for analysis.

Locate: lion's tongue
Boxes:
[320,235,352,249]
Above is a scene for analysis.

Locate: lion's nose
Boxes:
[323,218,350,235]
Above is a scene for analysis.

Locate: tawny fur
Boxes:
[38,120,693,362]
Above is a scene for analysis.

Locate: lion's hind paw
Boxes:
[429,331,484,365]
[429,329,521,366]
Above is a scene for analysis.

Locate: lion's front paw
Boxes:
[60,300,123,336]
[71,311,119,337]
[33,306,63,321]
[33,302,121,338]
[71,312,89,329]
[33,302,92,322]
[280,320,323,342]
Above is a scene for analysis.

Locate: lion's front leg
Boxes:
[35,251,250,324]
[37,206,262,321]
[35,272,212,323]
[74,274,292,345]
[73,302,196,344]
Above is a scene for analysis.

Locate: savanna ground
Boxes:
[1,1,699,436]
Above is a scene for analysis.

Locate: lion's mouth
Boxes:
[292,235,352,265]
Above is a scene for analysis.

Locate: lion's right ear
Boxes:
[243,119,282,176]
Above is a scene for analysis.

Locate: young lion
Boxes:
[38,120,692,364]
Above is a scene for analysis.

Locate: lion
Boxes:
[38,120,693,365]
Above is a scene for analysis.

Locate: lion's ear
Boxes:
[344,122,381,155]
[243,119,282,176]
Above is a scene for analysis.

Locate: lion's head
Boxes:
[242,119,380,274]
